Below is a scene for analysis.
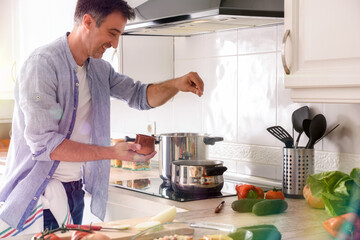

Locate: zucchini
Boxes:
[227,229,249,240]
[252,199,288,216]
[231,199,265,212]
[229,225,281,240]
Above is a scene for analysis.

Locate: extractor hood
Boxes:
[124,0,284,36]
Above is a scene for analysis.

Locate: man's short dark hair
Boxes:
[74,0,135,27]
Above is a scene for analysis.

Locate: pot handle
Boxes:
[205,166,227,176]
[125,136,135,142]
[125,135,160,144]
[152,135,161,144]
[203,137,224,145]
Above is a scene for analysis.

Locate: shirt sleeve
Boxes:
[18,54,66,161]
[108,63,153,110]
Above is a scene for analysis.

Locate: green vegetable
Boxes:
[231,199,265,212]
[227,230,249,240]
[306,168,360,217]
[252,199,288,216]
[228,224,281,240]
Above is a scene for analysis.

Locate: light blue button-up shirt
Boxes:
[0,33,151,230]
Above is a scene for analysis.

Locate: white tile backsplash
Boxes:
[237,25,277,54]
[122,36,174,83]
[201,56,238,142]
[237,53,277,145]
[236,161,278,179]
[175,56,238,141]
[112,24,360,180]
[175,30,237,60]
[323,104,360,154]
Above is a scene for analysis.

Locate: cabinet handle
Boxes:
[281,29,291,75]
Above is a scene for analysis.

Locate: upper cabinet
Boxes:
[283,0,360,103]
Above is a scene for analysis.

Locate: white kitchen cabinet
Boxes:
[0,0,16,99]
[283,0,360,103]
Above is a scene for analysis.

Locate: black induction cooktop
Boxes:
[110,177,238,202]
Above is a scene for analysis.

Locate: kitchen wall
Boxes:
[111,24,360,181]
[2,0,359,181]
[0,100,14,139]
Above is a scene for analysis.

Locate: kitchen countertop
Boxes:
[105,167,333,240]
[4,166,333,239]
[105,187,331,240]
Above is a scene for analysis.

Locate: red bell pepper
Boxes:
[235,184,264,199]
[323,212,360,240]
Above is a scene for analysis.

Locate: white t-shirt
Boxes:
[52,64,92,182]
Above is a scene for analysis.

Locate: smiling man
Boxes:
[0,0,204,235]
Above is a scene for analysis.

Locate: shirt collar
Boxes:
[63,32,90,71]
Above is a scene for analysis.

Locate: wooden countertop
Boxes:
[106,167,332,240]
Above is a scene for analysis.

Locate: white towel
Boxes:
[0,179,72,238]
[42,178,72,227]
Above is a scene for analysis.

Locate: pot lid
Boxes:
[172,160,223,166]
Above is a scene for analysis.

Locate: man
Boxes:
[0,0,204,232]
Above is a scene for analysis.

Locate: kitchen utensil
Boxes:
[306,114,327,149]
[171,160,227,195]
[267,126,294,148]
[283,147,314,198]
[125,134,158,155]
[314,123,340,144]
[66,224,130,231]
[134,134,156,155]
[189,222,237,232]
[303,119,311,139]
[157,133,223,182]
[131,222,236,240]
[214,200,225,213]
[292,106,310,148]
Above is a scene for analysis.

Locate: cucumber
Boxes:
[229,225,281,240]
[231,199,265,212]
[227,229,249,240]
[252,199,288,216]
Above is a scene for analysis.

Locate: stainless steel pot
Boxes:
[171,160,227,195]
[157,133,223,182]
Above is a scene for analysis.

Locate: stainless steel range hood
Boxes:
[124,0,284,36]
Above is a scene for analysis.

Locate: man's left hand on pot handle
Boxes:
[147,72,204,108]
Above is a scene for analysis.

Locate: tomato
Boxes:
[235,184,264,199]
[32,232,61,240]
[265,188,285,200]
[71,230,93,240]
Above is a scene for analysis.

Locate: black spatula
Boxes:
[267,126,294,148]
[292,106,310,148]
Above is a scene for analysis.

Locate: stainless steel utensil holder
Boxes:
[282,147,314,198]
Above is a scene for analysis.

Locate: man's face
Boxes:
[86,11,127,59]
